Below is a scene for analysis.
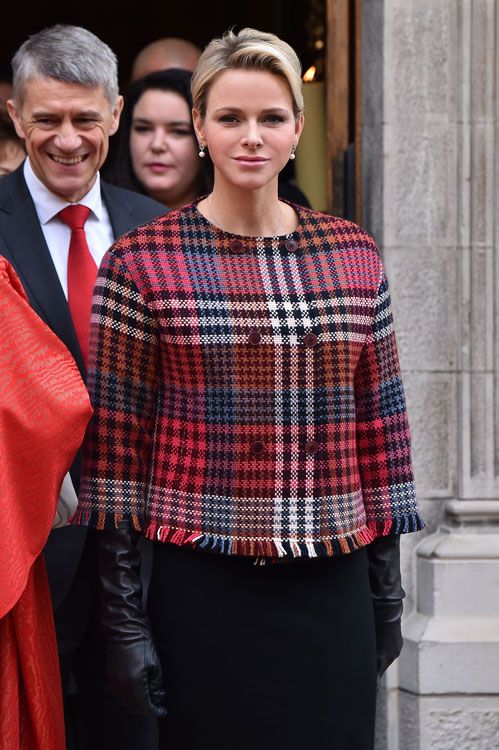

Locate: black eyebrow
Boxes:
[132,117,191,126]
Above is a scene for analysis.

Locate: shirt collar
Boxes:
[24,158,104,224]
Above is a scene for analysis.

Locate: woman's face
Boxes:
[129,89,200,208]
[193,68,303,193]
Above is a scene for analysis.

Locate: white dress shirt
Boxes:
[24,159,115,298]
[24,159,115,523]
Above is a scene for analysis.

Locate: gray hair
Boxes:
[11,24,119,106]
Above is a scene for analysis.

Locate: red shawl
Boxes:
[0,259,92,749]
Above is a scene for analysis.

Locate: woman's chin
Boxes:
[221,174,278,193]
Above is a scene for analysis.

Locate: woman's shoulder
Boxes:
[111,204,192,251]
[294,204,379,254]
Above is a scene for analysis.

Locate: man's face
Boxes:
[7,76,123,202]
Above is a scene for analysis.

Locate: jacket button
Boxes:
[304,440,320,455]
[248,329,261,345]
[304,332,318,347]
[230,239,244,253]
[250,441,266,455]
[285,238,298,252]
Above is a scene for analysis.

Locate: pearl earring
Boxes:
[289,145,296,160]
[198,143,206,158]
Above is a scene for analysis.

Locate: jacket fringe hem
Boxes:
[142,510,424,559]
[71,508,144,532]
[71,509,425,558]
[366,511,425,537]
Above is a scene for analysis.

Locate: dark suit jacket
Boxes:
[0,163,165,608]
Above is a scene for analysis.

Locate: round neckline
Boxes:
[190,196,302,241]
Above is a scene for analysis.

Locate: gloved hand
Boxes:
[367,534,405,677]
[98,519,167,716]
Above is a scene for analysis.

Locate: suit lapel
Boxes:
[0,167,85,374]
[0,174,151,376]
[101,180,135,239]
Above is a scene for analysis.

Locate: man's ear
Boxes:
[6,100,26,140]
[109,95,124,136]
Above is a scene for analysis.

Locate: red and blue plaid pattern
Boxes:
[73,202,424,559]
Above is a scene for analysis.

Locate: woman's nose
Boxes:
[241,122,263,148]
[150,129,167,152]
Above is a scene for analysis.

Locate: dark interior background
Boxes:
[1,1,322,89]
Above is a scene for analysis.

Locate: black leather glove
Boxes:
[98,519,167,716]
[367,534,405,677]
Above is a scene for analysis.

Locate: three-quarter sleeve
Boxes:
[73,247,160,531]
[354,265,424,536]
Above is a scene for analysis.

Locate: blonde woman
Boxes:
[74,27,424,749]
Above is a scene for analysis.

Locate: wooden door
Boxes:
[326,0,362,220]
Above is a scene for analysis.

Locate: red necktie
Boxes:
[58,204,97,369]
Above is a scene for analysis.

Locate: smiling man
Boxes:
[9,77,121,204]
[0,25,164,750]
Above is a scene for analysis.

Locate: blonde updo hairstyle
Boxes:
[191,27,304,120]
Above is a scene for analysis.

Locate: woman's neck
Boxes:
[198,177,297,237]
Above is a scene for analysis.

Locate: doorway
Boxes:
[2,0,361,218]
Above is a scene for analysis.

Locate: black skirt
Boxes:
[147,543,377,750]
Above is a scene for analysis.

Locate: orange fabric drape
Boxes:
[0,258,92,749]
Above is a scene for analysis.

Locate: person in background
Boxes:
[104,69,210,209]
[0,64,13,104]
[2,23,164,750]
[74,26,424,750]
[130,36,202,80]
[0,105,25,176]
[0,257,92,750]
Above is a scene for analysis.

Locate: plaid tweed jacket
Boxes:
[73,201,424,559]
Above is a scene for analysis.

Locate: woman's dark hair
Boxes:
[0,105,22,145]
[104,68,212,197]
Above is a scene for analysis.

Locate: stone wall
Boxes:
[363,1,499,747]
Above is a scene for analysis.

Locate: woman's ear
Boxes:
[192,108,205,146]
[294,112,305,144]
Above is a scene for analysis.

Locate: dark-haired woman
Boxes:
[104,68,210,208]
